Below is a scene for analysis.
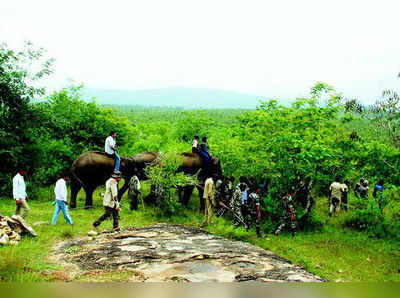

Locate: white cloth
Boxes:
[13,173,27,200]
[54,178,68,202]
[105,136,116,155]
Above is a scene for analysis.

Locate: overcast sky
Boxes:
[1,0,399,103]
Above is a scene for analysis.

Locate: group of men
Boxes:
[11,131,126,230]
[12,170,73,225]
[202,175,272,238]
[328,177,386,216]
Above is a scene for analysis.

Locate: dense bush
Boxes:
[343,196,399,240]
[145,153,198,216]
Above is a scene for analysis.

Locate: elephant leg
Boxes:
[84,186,95,209]
[118,176,131,201]
[130,195,138,211]
[177,186,183,204]
[183,185,194,207]
[70,177,82,209]
[144,184,156,205]
[197,185,205,212]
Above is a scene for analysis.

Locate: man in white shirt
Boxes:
[13,170,30,219]
[105,131,121,173]
[93,173,121,231]
[329,177,345,217]
[51,176,73,225]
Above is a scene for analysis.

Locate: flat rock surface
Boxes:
[52,223,325,282]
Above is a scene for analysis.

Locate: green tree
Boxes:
[0,42,53,193]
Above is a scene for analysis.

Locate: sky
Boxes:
[1,0,399,103]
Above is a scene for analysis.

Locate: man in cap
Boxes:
[93,172,121,231]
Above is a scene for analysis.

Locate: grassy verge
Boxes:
[0,184,399,282]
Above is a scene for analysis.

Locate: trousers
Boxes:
[93,206,119,229]
[204,196,214,224]
[51,200,73,225]
[15,199,30,219]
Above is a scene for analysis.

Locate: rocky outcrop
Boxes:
[53,224,326,282]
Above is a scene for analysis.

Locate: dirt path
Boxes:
[51,223,325,282]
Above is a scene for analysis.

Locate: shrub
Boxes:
[344,198,387,238]
[145,153,198,217]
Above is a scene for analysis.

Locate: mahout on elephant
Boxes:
[70,151,160,209]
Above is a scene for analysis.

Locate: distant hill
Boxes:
[82,88,290,109]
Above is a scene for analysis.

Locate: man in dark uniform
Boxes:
[231,182,247,229]
[274,191,296,237]
[244,187,263,237]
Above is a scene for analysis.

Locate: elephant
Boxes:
[176,152,223,211]
[70,151,160,209]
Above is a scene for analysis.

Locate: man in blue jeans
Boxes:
[105,131,121,173]
[51,175,73,225]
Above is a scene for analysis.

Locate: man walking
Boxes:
[51,175,73,225]
[93,173,121,231]
[105,131,121,173]
[329,177,345,216]
[13,170,30,219]
[203,175,216,226]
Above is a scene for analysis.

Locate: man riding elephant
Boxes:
[70,151,160,209]
[199,136,213,166]
[105,131,121,174]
